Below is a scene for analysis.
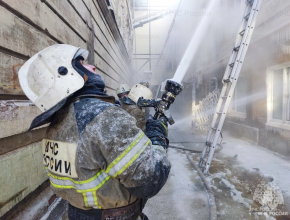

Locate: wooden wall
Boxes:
[0,0,133,96]
[0,0,133,217]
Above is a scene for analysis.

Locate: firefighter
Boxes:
[139,80,149,88]
[116,84,151,132]
[116,84,131,98]
[138,80,150,120]
[18,44,170,220]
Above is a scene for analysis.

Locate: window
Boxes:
[287,68,290,121]
[134,0,148,7]
[267,65,290,129]
[230,78,247,116]
[272,69,283,120]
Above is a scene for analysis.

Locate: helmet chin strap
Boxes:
[84,74,88,82]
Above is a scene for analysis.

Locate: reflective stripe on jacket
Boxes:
[44,98,170,210]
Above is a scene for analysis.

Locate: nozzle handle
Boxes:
[153,110,175,125]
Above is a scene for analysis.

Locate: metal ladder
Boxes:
[198,0,262,174]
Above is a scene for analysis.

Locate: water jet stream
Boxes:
[172,0,218,84]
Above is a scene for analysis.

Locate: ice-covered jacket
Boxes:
[119,96,146,132]
[43,97,171,210]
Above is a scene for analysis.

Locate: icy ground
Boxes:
[143,148,209,220]
[165,121,290,220]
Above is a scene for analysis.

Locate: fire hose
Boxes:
[185,148,217,220]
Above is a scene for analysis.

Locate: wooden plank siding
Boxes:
[88,0,131,74]
[0,0,133,95]
[0,0,133,135]
[0,1,133,216]
[71,0,131,80]
[97,0,131,66]
[0,0,133,137]
[0,53,26,95]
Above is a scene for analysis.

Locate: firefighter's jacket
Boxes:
[119,97,146,132]
[43,97,171,210]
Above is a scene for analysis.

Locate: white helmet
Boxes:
[18,44,88,112]
[139,80,149,88]
[116,84,131,98]
[128,84,153,103]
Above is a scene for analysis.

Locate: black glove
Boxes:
[145,116,169,149]
[115,100,121,107]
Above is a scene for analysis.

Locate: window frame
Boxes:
[266,63,290,130]
[228,77,247,120]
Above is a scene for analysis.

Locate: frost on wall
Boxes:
[112,0,133,56]
[0,101,18,121]
[0,101,41,138]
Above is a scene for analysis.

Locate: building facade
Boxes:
[0,0,134,217]
[193,0,290,155]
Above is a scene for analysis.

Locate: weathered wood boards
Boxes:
[0,0,132,95]
[0,0,133,140]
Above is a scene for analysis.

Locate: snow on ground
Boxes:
[221,133,290,202]
[219,133,290,213]
[143,148,209,220]
[168,119,290,219]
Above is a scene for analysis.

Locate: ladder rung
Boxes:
[200,157,207,163]
[211,127,217,130]
[233,46,240,51]
[239,29,245,36]
[229,62,235,67]
[223,79,231,83]
[244,13,250,20]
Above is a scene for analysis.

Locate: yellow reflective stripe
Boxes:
[105,132,145,174]
[83,193,89,207]
[75,176,111,193]
[113,140,150,178]
[47,170,103,185]
[50,180,76,190]
[50,176,111,193]
[88,176,111,192]
[160,122,168,136]
[48,131,149,207]
[92,191,101,209]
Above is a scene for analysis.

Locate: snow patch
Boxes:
[221,133,290,200]
[220,178,252,208]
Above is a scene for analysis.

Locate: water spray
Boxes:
[138,1,216,124]
[172,0,217,84]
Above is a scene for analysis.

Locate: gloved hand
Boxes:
[145,116,169,149]
[115,100,121,107]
